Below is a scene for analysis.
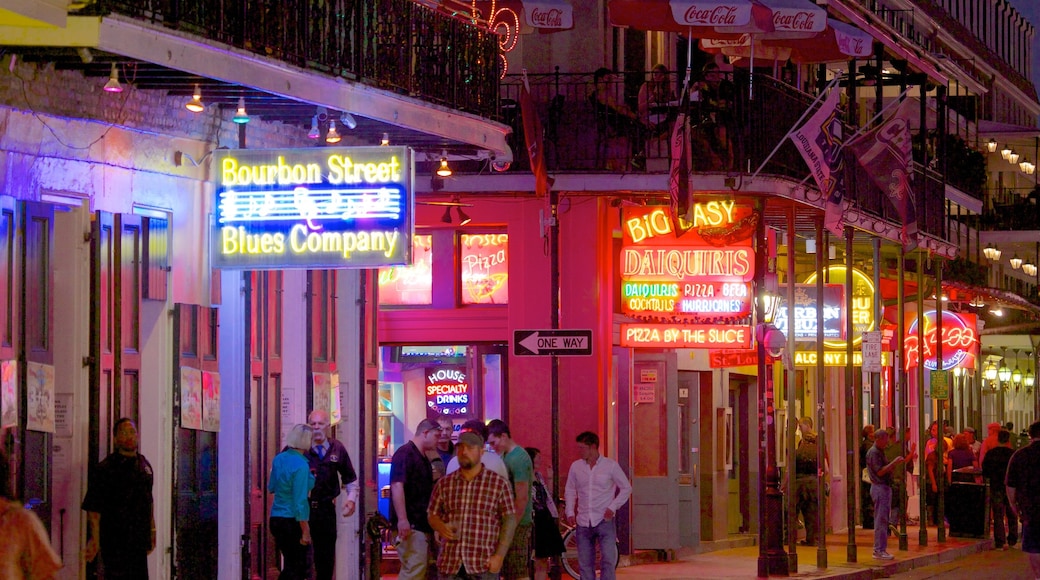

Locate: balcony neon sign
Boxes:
[212,147,413,269]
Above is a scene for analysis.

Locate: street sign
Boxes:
[513,329,593,356]
[862,331,882,373]
[931,369,950,400]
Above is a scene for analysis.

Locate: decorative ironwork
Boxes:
[91,0,502,119]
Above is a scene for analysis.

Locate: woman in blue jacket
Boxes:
[269,423,316,579]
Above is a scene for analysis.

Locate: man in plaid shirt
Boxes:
[429,429,518,579]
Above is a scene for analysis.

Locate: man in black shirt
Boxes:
[82,418,155,579]
[390,417,441,580]
[1007,420,1040,577]
[306,409,359,580]
[983,429,1018,549]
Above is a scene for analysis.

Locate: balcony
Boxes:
[84,0,501,119]
[498,69,945,240]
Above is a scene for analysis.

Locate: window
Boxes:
[459,234,509,305]
[378,235,433,305]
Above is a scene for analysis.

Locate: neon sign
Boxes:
[426,366,470,416]
[379,235,433,305]
[619,204,757,334]
[212,147,413,269]
[802,266,875,348]
[620,323,751,348]
[771,284,846,341]
[794,350,892,367]
[461,234,509,304]
[905,311,978,371]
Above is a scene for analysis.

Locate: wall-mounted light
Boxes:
[104,63,123,93]
[341,112,357,130]
[185,84,205,113]
[308,116,320,139]
[232,97,250,124]
[1001,144,1013,160]
[1010,254,1023,270]
[1009,150,1021,164]
[999,349,1012,382]
[1025,369,1036,389]
[1023,263,1037,277]
[987,138,998,153]
[983,244,1001,261]
[325,119,341,144]
[436,151,452,177]
[441,206,453,224]
[455,205,472,226]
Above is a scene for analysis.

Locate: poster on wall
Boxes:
[202,371,221,432]
[180,367,203,430]
[0,360,16,429]
[313,372,332,417]
[330,373,342,425]
[26,362,55,433]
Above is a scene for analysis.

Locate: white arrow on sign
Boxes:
[514,329,593,356]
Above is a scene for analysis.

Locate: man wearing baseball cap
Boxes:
[429,427,517,578]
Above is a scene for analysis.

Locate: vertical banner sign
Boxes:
[213,147,414,269]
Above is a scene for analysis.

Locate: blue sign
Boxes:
[771,284,846,341]
[212,146,414,269]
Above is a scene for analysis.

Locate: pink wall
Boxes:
[379,194,614,469]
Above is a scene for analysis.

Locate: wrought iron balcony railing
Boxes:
[89,0,501,119]
[500,69,946,240]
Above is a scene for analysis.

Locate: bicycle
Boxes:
[559,519,620,579]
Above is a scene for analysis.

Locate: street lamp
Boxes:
[1010,255,1023,270]
[987,138,998,153]
[1002,144,1013,159]
[983,245,1002,261]
[999,361,1012,383]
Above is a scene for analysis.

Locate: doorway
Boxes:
[631,352,679,551]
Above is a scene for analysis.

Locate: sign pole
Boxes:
[549,189,561,501]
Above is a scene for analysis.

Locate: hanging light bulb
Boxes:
[987,138,998,153]
[232,97,250,124]
[436,150,452,177]
[325,120,341,144]
[341,112,357,130]
[185,84,205,112]
[380,132,390,146]
[104,63,123,93]
[308,116,320,139]
[1001,144,1013,160]
[1010,254,1023,270]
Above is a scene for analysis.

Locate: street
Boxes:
[892,547,1033,579]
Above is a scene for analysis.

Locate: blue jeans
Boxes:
[576,519,618,580]
[871,484,892,554]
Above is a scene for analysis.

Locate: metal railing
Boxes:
[91,0,501,118]
[500,69,946,239]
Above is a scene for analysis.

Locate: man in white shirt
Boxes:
[564,431,632,580]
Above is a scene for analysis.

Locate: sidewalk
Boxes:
[616,525,992,579]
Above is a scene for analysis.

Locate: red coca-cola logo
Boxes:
[531,7,565,27]
[683,5,738,25]
[773,11,816,31]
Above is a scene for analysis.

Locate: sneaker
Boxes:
[872,551,895,560]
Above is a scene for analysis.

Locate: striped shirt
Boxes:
[428,466,515,575]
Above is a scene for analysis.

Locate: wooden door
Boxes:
[246,271,283,579]
[0,198,18,507]
[172,304,219,578]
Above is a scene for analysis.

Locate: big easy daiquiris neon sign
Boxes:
[619,201,757,349]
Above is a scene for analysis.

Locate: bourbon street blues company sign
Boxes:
[212,147,414,269]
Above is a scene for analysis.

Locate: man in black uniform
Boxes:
[82,417,155,579]
[306,409,359,580]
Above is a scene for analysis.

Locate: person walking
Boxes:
[1008,421,1040,579]
[860,424,877,529]
[488,419,534,580]
[526,447,565,580]
[82,418,155,579]
[564,431,632,580]
[793,425,821,545]
[305,409,359,580]
[0,449,62,579]
[428,429,517,580]
[390,418,441,580]
[983,428,1018,549]
[865,429,916,560]
[267,424,316,580]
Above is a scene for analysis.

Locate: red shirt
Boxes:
[428,466,515,574]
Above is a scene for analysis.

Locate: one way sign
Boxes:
[513,329,593,356]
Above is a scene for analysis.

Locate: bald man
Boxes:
[306,409,359,580]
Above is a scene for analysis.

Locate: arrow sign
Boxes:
[513,329,593,356]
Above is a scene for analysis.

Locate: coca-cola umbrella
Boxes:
[608,0,774,37]
[700,19,873,64]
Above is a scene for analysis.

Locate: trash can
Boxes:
[947,482,989,538]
